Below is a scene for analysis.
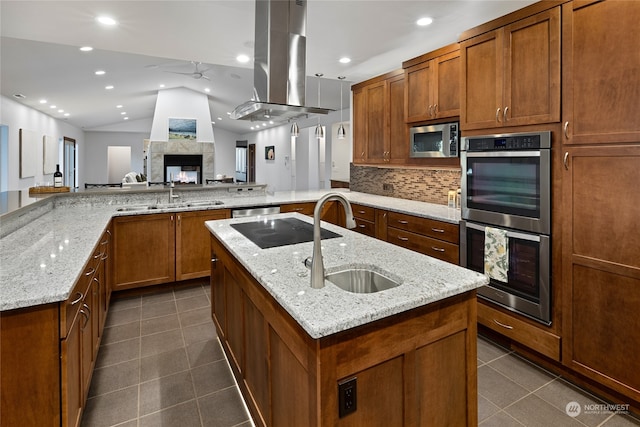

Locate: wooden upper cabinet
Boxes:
[351,70,406,165]
[352,88,367,163]
[404,45,460,123]
[561,0,640,144]
[460,7,560,130]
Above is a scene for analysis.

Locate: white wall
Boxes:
[0,95,84,191]
[330,122,351,182]
[83,131,147,185]
[149,88,214,142]
[212,127,240,178]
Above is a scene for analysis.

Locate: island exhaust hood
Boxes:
[231,0,333,122]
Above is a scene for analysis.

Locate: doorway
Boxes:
[63,137,76,188]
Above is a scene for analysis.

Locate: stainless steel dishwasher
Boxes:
[231,206,281,218]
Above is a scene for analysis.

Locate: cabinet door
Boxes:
[562,0,640,144]
[460,29,503,130]
[80,299,93,400]
[502,7,560,126]
[365,81,388,163]
[561,144,640,401]
[62,314,82,427]
[433,51,461,119]
[176,209,230,280]
[388,75,408,164]
[210,237,226,338]
[111,214,175,290]
[352,88,367,164]
[405,60,434,122]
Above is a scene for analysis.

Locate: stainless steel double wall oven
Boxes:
[460,131,552,325]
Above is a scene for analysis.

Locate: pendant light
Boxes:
[290,121,299,138]
[314,73,324,140]
[337,76,346,139]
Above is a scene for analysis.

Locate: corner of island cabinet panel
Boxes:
[209,233,478,427]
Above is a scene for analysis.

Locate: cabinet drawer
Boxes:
[353,218,376,237]
[387,212,459,244]
[280,203,314,215]
[387,227,459,264]
[477,301,560,361]
[351,204,376,222]
[61,265,94,339]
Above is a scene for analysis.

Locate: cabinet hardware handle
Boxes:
[431,246,445,252]
[71,292,83,305]
[503,106,509,122]
[80,309,89,327]
[211,258,218,263]
[361,151,365,160]
[85,268,95,277]
[94,252,101,259]
[358,224,366,228]
[397,220,409,224]
[564,121,570,139]
[357,210,366,214]
[496,108,502,123]
[431,228,445,233]
[493,319,514,330]
[177,214,181,225]
[428,105,433,117]
[397,236,409,241]
[563,152,569,170]
[170,215,174,221]
[433,104,438,115]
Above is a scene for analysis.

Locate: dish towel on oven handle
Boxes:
[484,226,509,282]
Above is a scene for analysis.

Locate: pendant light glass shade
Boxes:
[337,76,347,140]
[290,121,299,137]
[315,123,324,139]
[315,73,323,140]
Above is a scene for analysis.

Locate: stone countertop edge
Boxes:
[206,213,487,339]
[0,189,461,312]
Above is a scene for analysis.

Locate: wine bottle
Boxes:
[54,164,63,188]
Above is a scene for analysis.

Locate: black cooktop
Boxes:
[230,217,341,249]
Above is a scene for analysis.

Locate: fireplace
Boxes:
[164,154,202,184]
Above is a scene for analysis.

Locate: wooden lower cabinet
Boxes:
[561,144,640,404]
[112,209,230,289]
[210,235,477,427]
[0,228,110,427]
[280,201,338,225]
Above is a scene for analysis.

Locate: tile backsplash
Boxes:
[349,164,462,205]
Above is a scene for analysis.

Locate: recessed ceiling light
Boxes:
[204,88,210,93]
[13,94,26,99]
[120,112,126,115]
[339,57,351,64]
[58,109,64,113]
[217,117,222,121]
[64,113,70,117]
[95,70,106,75]
[269,121,274,125]
[116,105,123,108]
[417,17,433,26]
[236,54,250,63]
[262,123,267,127]
[39,99,47,104]
[96,16,117,26]
[80,46,93,52]
[124,117,129,120]
[226,112,231,115]
[50,105,56,109]
[105,85,114,90]
[159,84,165,88]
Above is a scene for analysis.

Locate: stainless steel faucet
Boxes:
[169,173,180,203]
[310,192,357,289]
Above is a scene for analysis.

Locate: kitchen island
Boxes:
[206,213,488,427]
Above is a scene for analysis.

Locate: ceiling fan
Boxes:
[163,61,212,80]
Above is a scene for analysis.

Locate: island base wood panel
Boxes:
[210,235,478,427]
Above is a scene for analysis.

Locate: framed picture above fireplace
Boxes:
[168,118,197,142]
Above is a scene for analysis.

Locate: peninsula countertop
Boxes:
[0,188,462,312]
[205,212,487,339]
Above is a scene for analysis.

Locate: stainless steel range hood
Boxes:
[231,0,332,122]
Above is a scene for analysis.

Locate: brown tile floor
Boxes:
[82,282,640,427]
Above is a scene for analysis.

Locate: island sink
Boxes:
[325,268,401,293]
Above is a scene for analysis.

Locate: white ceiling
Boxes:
[0,0,537,135]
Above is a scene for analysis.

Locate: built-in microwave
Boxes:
[409,122,459,158]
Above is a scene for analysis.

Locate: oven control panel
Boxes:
[464,131,551,151]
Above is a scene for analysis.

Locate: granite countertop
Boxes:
[0,188,462,312]
[206,213,487,339]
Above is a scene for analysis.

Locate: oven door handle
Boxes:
[463,222,542,242]
[462,150,542,158]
